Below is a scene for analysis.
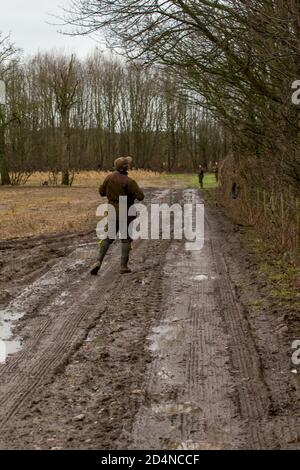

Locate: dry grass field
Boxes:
[0,171,205,240]
[26,170,170,188]
[0,187,98,240]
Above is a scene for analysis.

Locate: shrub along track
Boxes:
[0,188,299,449]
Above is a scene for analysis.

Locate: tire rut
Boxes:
[0,189,171,435]
[131,189,300,450]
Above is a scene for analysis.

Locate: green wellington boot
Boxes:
[90,239,110,276]
[120,241,132,274]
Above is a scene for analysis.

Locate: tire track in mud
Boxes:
[0,248,119,426]
[1,188,299,449]
[0,230,95,309]
[209,212,300,449]
[0,190,171,432]
[132,190,245,450]
[211,239,270,449]
[132,189,300,450]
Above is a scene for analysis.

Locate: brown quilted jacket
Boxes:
[99,170,145,212]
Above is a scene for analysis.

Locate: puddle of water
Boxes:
[70,247,97,260]
[194,274,209,281]
[152,402,201,416]
[0,316,22,362]
[76,242,97,249]
[192,274,216,281]
[0,318,17,340]
[148,323,185,354]
[0,251,87,360]
[4,339,22,356]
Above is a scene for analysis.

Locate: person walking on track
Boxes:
[90,156,145,276]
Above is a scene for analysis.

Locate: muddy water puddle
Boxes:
[152,402,201,416]
[70,244,97,260]
[0,310,23,362]
[192,273,217,282]
[0,323,22,362]
[148,323,185,354]
[0,245,91,361]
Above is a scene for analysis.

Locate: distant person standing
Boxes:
[198,165,205,189]
[213,162,219,183]
[231,171,239,200]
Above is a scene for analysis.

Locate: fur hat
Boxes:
[114,156,133,171]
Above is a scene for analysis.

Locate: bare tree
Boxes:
[64,1,300,189]
[0,32,17,185]
[50,54,80,185]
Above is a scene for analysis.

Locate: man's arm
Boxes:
[99,176,109,197]
[128,179,145,201]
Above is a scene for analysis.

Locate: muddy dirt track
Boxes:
[0,188,300,450]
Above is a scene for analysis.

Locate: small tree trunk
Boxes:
[61,112,71,186]
[0,118,10,185]
[61,170,70,186]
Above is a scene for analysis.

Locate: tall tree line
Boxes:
[66,0,300,194]
[0,45,226,185]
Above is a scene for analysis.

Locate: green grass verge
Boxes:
[246,234,300,310]
[164,173,218,190]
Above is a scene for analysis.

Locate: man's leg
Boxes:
[90,238,112,275]
[120,241,132,274]
[120,215,134,274]
[90,217,118,276]
[98,239,111,261]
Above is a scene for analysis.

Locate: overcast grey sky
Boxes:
[0,0,101,57]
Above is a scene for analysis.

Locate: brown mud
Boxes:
[0,188,299,450]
